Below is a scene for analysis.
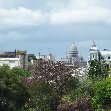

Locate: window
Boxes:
[92,55,95,58]
[108,56,110,59]
[107,64,109,68]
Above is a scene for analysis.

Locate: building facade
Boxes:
[0,50,28,69]
[62,42,87,68]
[89,41,111,68]
[36,53,55,62]
[0,58,20,69]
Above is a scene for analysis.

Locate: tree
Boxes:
[11,67,31,80]
[23,60,80,111]
[0,65,30,111]
[27,81,60,111]
[59,78,94,111]
[92,77,111,110]
[88,60,109,80]
[57,97,93,111]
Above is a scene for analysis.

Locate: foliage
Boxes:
[92,77,111,110]
[88,60,109,80]
[0,65,30,111]
[60,78,94,111]
[16,50,27,55]
[27,81,60,111]
[11,67,31,79]
[25,60,79,96]
[52,75,79,99]
[28,71,78,109]
[0,59,111,111]
[58,98,93,111]
[24,60,80,111]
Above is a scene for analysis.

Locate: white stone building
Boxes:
[0,50,28,69]
[62,42,87,68]
[89,41,111,68]
[36,53,55,62]
[0,58,20,69]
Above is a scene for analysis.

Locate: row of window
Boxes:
[92,54,110,60]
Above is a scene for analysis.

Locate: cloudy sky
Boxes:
[0,0,111,60]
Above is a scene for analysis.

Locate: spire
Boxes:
[90,41,98,51]
[73,42,76,47]
[80,52,83,60]
[92,41,96,47]
[65,52,68,59]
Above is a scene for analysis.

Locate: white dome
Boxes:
[70,42,77,52]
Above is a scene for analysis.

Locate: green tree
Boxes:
[61,78,94,111]
[11,67,31,79]
[27,81,60,111]
[92,77,111,110]
[0,65,30,111]
[27,76,79,111]
[54,75,79,99]
[88,60,109,80]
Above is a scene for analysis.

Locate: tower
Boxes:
[89,41,101,61]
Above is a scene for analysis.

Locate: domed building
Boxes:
[62,42,87,68]
[68,42,79,64]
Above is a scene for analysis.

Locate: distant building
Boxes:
[67,42,79,64]
[28,53,55,65]
[0,50,16,58]
[62,42,87,68]
[28,54,36,61]
[0,58,20,69]
[89,41,111,68]
[0,50,28,69]
[36,53,55,62]
[17,54,28,69]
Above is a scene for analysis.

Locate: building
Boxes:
[62,42,87,68]
[67,42,79,64]
[17,54,28,69]
[0,50,28,69]
[0,58,20,69]
[36,53,55,62]
[0,50,16,58]
[27,53,55,65]
[89,41,111,68]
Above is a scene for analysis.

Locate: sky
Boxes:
[0,0,111,60]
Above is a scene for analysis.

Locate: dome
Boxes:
[69,42,77,52]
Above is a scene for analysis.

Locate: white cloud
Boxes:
[0,7,45,26]
[49,7,110,25]
[48,0,111,25]
[0,0,111,26]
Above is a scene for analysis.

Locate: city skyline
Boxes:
[0,0,111,60]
